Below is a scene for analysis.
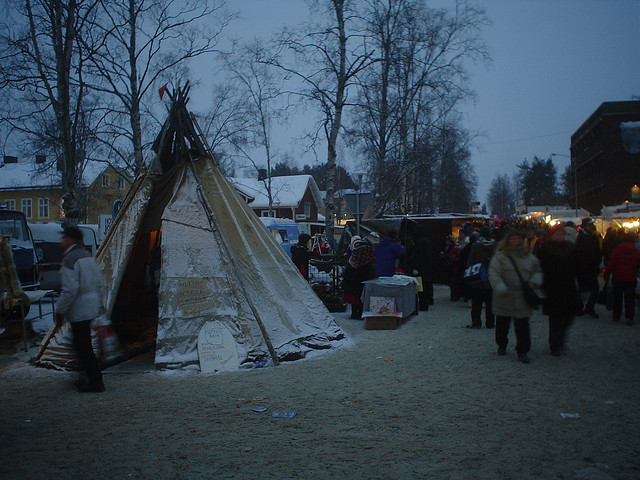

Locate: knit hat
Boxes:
[546,224,566,240]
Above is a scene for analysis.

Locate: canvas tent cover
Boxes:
[34,87,345,371]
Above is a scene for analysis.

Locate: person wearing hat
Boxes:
[488,229,542,363]
[55,226,105,392]
[341,237,375,319]
[574,217,602,317]
[465,226,495,328]
[291,233,313,280]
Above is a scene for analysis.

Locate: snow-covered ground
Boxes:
[1,285,638,479]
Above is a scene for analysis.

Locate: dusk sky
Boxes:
[201,0,639,205]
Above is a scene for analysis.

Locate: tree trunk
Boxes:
[324,0,347,247]
[128,0,144,172]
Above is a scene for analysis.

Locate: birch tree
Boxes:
[84,0,233,172]
[352,0,488,215]
[269,0,372,244]
[0,0,101,224]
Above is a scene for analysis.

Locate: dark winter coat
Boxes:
[574,229,602,290]
[342,240,375,299]
[410,232,433,282]
[603,242,640,283]
[466,237,495,290]
[537,239,578,316]
[291,244,311,280]
[374,238,405,277]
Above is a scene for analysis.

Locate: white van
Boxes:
[259,217,300,258]
[28,222,100,291]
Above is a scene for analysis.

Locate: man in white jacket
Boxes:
[56,226,105,392]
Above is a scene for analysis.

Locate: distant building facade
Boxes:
[0,156,132,228]
[230,174,323,224]
[570,101,640,215]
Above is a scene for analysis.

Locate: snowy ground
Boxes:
[1,284,639,480]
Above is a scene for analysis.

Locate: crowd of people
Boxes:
[290,217,640,364]
[442,218,640,363]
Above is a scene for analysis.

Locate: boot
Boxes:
[625,318,633,326]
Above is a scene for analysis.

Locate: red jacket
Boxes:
[603,242,640,282]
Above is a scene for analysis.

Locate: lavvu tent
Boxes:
[34,86,345,371]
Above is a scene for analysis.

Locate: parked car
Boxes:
[259,217,300,258]
[0,208,39,290]
[28,222,99,291]
[0,208,39,321]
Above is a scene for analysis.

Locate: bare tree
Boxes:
[0,0,101,223]
[268,0,372,243]
[487,173,516,219]
[217,41,290,216]
[83,0,233,172]
[351,0,488,215]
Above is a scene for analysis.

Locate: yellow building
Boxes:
[0,156,131,228]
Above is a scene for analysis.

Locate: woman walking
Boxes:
[488,230,543,363]
[603,231,640,325]
[537,224,577,356]
[342,237,376,319]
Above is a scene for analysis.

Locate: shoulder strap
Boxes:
[507,255,525,283]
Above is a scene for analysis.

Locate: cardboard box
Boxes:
[363,313,402,330]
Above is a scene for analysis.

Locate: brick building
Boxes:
[570,101,640,215]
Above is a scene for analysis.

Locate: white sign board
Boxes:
[197,322,239,373]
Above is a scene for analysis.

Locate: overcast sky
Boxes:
[204,0,639,205]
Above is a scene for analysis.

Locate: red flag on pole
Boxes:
[158,83,168,99]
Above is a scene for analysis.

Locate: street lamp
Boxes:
[551,153,577,217]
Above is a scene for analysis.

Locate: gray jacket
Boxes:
[57,244,104,323]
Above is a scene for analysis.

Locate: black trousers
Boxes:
[548,314,573,352]
[612,279,637,320]
[471,288,494,327]
[71,320,104,388]
[418,283,434,310]
[580,274,600,313]
[495,316,530,354]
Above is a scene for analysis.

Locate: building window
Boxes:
[38,197,49,218]
[304,202,311,218]
[6,199,15,210]
[102,174,110,187]
[21,198,32,219]
[261,210,275,217]
[118,177,125,190]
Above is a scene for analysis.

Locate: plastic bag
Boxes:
[92,315,122,364]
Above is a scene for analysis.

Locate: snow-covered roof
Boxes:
[229,175,323,209]
[0,160,109,190]
[601,201,640,220]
